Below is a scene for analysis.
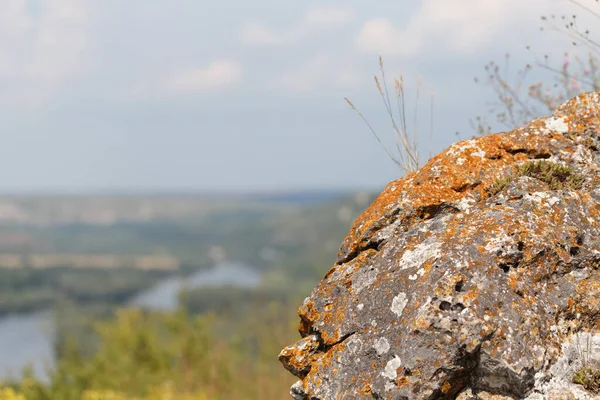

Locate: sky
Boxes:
[0,0,596,193]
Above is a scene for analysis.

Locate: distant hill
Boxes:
[0,190,367,226]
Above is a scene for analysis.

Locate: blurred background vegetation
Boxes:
[0,192,373,399]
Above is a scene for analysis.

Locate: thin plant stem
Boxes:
[346,56,431,173]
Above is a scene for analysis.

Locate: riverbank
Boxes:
[0,262,261,380]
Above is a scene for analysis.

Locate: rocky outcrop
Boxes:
[279,92,600,399]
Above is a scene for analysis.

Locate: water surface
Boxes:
[0,262,260,379]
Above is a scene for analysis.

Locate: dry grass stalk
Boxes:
[345,56,432,173]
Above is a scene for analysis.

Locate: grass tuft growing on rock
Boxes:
[518,160,584,190]
[487,176,514,197]
[573,366,600,394]
[487,160,584,196]
[572,331,600,395]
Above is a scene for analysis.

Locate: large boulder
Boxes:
[279,92,600,399]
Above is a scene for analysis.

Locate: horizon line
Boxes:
[0,186,381,197]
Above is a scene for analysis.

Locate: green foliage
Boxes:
[0,387,25,400]
[179,285,290,316]
[5,300,299,400]
[487,160,584,195]
[573,366,600,394]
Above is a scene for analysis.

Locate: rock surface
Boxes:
[279,92,600,399]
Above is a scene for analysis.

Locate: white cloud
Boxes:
[240,23,282,46]
[355,18,422,57]
[303,6,355,26]
[0,0,91,106]
[240,5,355,46]
[355,0,576,57]
[275,55,362,94]
[125,59,243,99]
[165,60,242,94]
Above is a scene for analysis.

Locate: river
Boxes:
[0,262,261,380]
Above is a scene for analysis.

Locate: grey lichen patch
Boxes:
[545,116,569,133]
[398,238,441,271]
[487,160,584,196]
[374,337,390,355]
[346,335,364,355]
[352,266,378,293]
[391,292,408,317]
[381,355,402,380]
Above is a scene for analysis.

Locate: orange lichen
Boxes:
[413,315,430,330]
[303,342,346,387]
[396,376,410,388]
[279,335,322,378]
[441,381,452,393]
[360,383,372,395]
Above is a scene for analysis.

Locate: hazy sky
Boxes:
[0,0,595,192]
